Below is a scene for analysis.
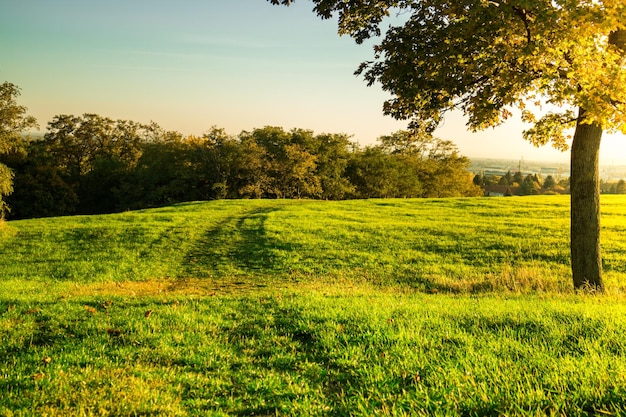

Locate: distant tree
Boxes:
[478,174,498,187]
[306,133,355,200]
[245,127,322,198]
[362,131,426,197]
[4,140,79,218]
[376,129,480,197]
[378,129,434,156]
[543,175,557,190]
[416,137,481,197]
[198,127,241,199]
[235,132,272,198]
[558,177,571,193]
[617,179,626,194]
[347,146,422,198]
[499,171,514,187]
[0,82,38,217]
[520,174,540,195]
[282,143,322,198]
[121,130,198,209]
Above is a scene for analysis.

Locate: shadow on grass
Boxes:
[183,206,301,279]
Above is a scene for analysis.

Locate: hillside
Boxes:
[2,196,625,291]
[2,196,626,416]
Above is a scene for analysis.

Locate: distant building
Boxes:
[484,185,516,196]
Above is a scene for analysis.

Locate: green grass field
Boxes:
[1,196,626,416]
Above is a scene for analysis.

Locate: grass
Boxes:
[1,195,626,415]
[1,196,625,291]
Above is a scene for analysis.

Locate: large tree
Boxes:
[269,0,625,291]
[0,82,38,218]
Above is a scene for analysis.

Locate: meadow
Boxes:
[1,195,626,416]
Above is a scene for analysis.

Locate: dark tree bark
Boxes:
[570,111,603,291]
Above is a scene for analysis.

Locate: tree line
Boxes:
[473,171,569,196]
[1,98,480,219]
[473,171,626,196]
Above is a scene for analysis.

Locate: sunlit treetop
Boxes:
[0,82,38,153]
[271,0,625,150]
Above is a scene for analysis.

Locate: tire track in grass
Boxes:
[183,203,301,284]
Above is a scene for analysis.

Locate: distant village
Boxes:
[470,158,626,196]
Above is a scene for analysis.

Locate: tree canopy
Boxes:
[270,0,625,140]
[0,111,480,218]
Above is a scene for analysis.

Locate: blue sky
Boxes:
[1,0,625,163]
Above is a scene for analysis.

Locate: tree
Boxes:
[415,135,481,197]
[235,132,273,198]
[198,127,241,199]
[543,175,557,190]
[244,127,322,198]
[43,114,156,213]
[347,146,423,198]
[269,0,625,291]
[0,82,38,218]
[122,130,202,209]
[520,174,541,195]
[302,132,355,200]
[473,173,484,187]
[2,140,79,219]
[499,171,514,187]
[376,129,480,196]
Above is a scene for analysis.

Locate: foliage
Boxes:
[271,0,626,141]
[542,174,557,190]
[601,178,626,194]
[308,133,355,200]
[2,119,481,219]
[0,83,38,152]
[0,82,38,217]
[346,146,422,198]
[41,114,158,214]
[243,127,323,198]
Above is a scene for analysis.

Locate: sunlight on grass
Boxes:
[1,196,626,415]
[2,195,624,293]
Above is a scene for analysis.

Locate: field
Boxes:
[1,196,626,416]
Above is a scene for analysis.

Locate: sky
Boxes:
[1,0,625,164]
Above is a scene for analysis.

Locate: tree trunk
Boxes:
[570,111,603,291]
[569,28,626,291]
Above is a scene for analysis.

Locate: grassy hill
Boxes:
[1,196,626,415]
